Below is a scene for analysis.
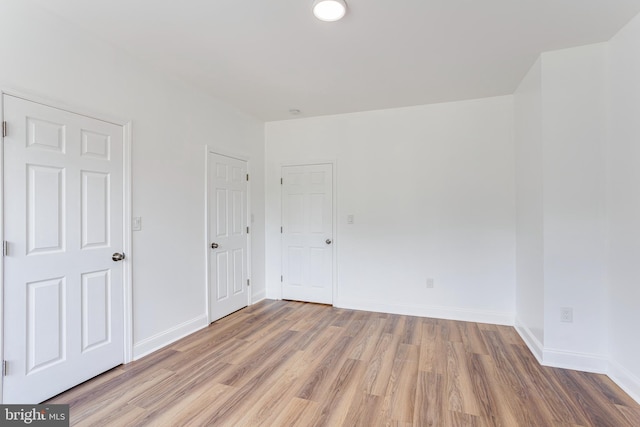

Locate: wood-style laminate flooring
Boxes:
[47,300,640,426]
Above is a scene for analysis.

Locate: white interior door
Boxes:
[208,152,249,322]
[281,164,333,304]
[3,95,125,403]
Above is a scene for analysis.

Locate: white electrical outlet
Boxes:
[426,278,434,288]
[560,307,573,323]
[347,214,354,224]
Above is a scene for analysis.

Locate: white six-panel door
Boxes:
[208,152,249,322]
[3,95,125,403]
[281,164,333,304]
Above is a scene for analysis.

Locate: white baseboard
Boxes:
[336,298,514,326]
[265,288,281,301]
[515,319,607,374]
[541,348,608,374]
[514,319,544,364]
[133,314,208,360]
[608,360,640,405]
[515,321,640,405]
[251,291,266,304]
[514,317,608,374]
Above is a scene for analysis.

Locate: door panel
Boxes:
[81,129,110,160]
[27,165,65,254]
[26,117,65,152]
[209,153,248,322]
[281,164,333,304]
[81,171,110,248]
[81,270,111,352]
[3,95,124,403]
[26,277,65,373]
[232,191,243,235]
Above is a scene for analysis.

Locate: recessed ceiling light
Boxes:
[312,0,347,22]
[289,109,301,115]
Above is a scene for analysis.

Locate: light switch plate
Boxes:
[132,216,142,231]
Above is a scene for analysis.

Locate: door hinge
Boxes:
[280,178,283,185]
[280,226,283,234]
[2,121,6,137]
[246,226,250,234]
[3,241,8,257]
[247,279,250,287]
[280,275,283,282]
[3,360,7,376]
[246,173,249,181]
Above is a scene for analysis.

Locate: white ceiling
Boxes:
[26,0,640,121]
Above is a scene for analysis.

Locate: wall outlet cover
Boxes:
[560,307,573,323]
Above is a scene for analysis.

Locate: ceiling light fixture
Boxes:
[312,0,347,22]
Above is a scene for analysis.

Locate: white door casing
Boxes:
[281,164,334,304]
[208,152,249,322]
[2,94,127,403]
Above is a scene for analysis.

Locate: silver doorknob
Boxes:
[211,242,219,249]
[326,239,332,245]
[112,252,125,262]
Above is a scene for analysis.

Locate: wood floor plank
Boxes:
[197,355,297,425]
[508,344,589,425]
[554,369,632,427]
[46,365,125,405]
[283,301,325,327]
[480,330,529,392]
[296,333,353,400]
[268,397,320,427]
[361,332,401,396]
[73,403,147,427]
[616,404,640,426]
[128,361,233,412]
[414,370,444,427]
[345,310,371,337]
[343,393,384,427]
[348,316,386,361]
[44,300,640,427]
[472,354,522,426]
[308,358,366,427]
[444,410,484,427]
[210,351,309,427]
[69,368,175,422]
[144,382,235,426]
[219,328,299,386]
[382,343,419,424]
[445,341,481,417]
[458,321,489,355]
[417,318,439,373]
[581,371,640,408]
[402,316,422,345]
[441,319,462,343]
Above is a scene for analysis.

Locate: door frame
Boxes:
[204,147,252,323]
[0,89,134,402]
[279,160,337,305]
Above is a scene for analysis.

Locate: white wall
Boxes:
[541,45,608,369]
[607,11,640,402]
[514,44,608,371]
[0,1,266,358]
[514,57,545,354]
[266,96,516,324]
